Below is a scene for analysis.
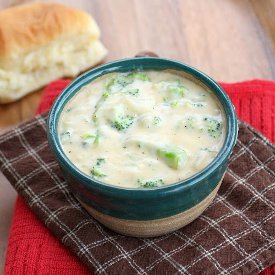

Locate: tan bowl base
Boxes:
[78,180,222,238]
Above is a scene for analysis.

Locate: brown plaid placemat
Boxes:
[0,112,274,274]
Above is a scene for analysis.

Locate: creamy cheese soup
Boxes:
[59,70,226,188]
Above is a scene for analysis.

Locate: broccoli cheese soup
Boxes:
[58,70,226,188]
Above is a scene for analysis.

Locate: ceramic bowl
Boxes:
[47,57,238,237]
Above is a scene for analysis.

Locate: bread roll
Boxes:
[0,3,107,103]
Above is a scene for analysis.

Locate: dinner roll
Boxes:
[0,3,107,103]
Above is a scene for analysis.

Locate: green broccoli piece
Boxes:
[126,88,139,96]
[153,116,162,125]
[203,117,223,138]
[93,130,100,145]
[105,75,134,92]
[105,78,116,91]
[161,82,185,104]
[91,157,106,178]
[168,85,185,97]
[96,158,105,166]
[184,117,197,129]
[111,115,134,131]
[170,100,179,108]
[81,134,94,146]
[102,92,110,98]
[200,147,217,153]
[60,131,71,142]
[81,134,95,139]
[162,97,168,103]
[138,179,164,188]
[192,102,205,108]
[93,90,112,124]
[157,146,187,169]
[128,72,150,81]
[81,130,101,145]
[116,76,134,86]
[91,167,106,178]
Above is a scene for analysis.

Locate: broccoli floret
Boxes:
[116,76,134,86]
[200,147,218,154]
[203,117,223,138]
[168,85,185,97]
[60,131,71,142]
[81,134,94,146]
[102,92,110,98]
[138,179,164,188]
[81,134,94,139]
[93,90,112,124]
[111,115,134,131]
[128,72,150,81]
[184,101,205,109]
[161,82,185,104]
[93,130,100,145]
[105,75,134,92]
[184,101,192,108]
[126,88,139,96]
[91,167,106,178]
[105,78,116,91]
[81,130,101,145]
[191,102,205,108]
[153,116,162,125]
[96,158,105,166]
[170,100,179,108]
[184,117,197,129]
[105,71,149,93]
[183,117,222,138]
[91,158,106,178]
[157,146,187,169]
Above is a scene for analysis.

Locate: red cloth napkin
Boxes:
[4,79,275,275]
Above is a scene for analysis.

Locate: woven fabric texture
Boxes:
[3,80,275,275]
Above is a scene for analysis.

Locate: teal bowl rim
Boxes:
[47,57,238,199]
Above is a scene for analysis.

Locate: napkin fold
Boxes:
[2,80,275,274]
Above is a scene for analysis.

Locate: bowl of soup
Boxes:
[47,57,238,237]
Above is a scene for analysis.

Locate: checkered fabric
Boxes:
[0,112,274,274]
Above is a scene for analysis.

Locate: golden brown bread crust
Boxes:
[0,2,107,103]
[0,2,100,59]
